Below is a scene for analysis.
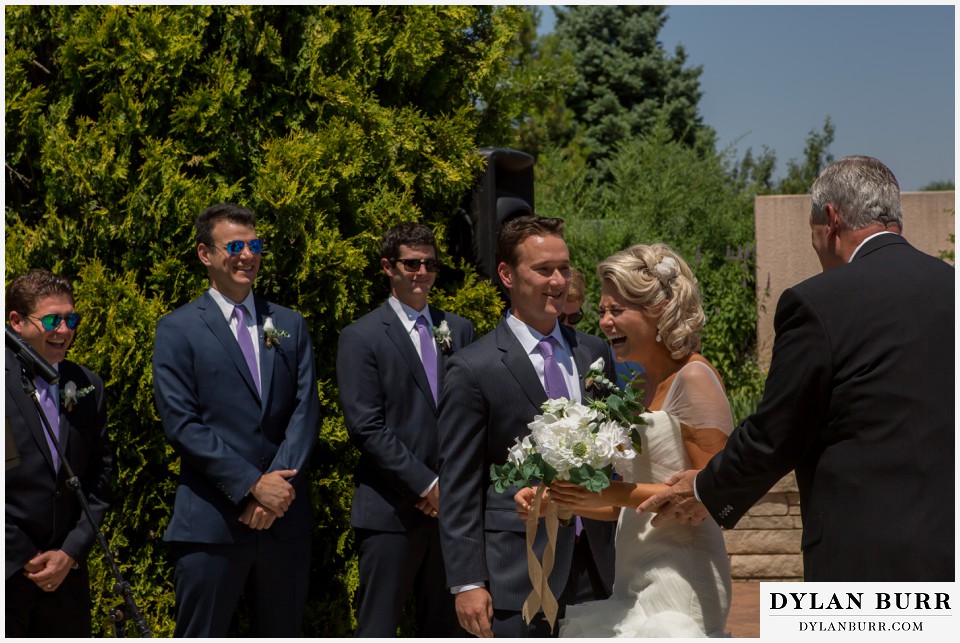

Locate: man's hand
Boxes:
[415,482,440,518]
[23,550,76,592]
[636,469,708,526]
[250,469,297,516]
[239,499,278,530]
[455,587,494,638]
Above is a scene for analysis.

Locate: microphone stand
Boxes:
[13,354,152,637]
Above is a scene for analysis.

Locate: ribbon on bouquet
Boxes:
[521,486,573,632]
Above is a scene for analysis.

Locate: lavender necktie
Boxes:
[37,379,61,472]
[538,337,582,534]
[538,336,570,400]
[415,316,438,404]
[233,305,261,396]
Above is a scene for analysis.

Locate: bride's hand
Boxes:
[548,480,604,510]
[514,486,547,520]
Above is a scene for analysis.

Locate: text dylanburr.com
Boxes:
[760,582,955,638]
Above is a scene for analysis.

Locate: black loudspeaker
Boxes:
[452,148,535,288]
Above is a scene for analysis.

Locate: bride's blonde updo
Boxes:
[597,243,705,360]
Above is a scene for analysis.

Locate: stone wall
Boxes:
[725,190,955,582]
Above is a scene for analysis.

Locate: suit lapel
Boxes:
[496,321,547,408]
[562,325,593,400]
[254,297,274,410]
[198,293,260,401]
[5,352,58,474]
[381,303,436,410]
[429,305,448,398]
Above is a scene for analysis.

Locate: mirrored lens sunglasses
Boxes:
[28,312,82,331]
[221,239,265,255]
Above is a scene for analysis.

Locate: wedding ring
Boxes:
[431,511,438,517]
[46,583,52,589]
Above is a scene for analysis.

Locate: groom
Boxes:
[438,215,614,637]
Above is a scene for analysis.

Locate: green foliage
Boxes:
[775,116,835,195]
[551,5,715,171]
[922,180,955,191]
[537,118,765,424]
[5,5,529,636]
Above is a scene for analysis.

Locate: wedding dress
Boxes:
[561,360,734,638]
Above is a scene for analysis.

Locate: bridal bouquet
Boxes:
[488,357,647,631]
[490,358,646,494]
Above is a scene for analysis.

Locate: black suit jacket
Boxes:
[697,234,954,580]
[438,319,614,611]
[5,350,113,579]
[337,301,475,531]
[153,292,319,544]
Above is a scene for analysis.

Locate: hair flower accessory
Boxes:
[263,316,290,349]
[62,381,96,412]
[652,256,679,286]
[432,320,453,352]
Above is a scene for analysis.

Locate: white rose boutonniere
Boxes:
[263,316,290,349]
[432,320,453,352]
[63,381,96,412]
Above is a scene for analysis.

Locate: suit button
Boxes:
[55,491,62,498]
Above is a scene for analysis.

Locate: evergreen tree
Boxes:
[551,5,715,168]
[5,5,521,635]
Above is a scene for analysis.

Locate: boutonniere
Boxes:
[62,381,96,412]
[432,320,453,352]
[263,316,290,349]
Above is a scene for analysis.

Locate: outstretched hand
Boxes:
[548,480,606,511]
[636,469,709,527]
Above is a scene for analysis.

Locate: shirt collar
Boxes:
[849,231,898,262]
[208,287,257,323]
[505,311,567,356]
[388,295,433,331]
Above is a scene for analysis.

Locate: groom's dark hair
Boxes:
[495,215,565,268]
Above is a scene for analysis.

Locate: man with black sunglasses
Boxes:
[337,222,475,636]
[5,269,114,636]
[153,203,320,636]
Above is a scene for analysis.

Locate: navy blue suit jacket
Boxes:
[153,291,319,544]
[438,320,614,611]
[338,301,475,532]
[5,350,113,579]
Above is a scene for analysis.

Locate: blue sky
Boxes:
[537,4,955,191]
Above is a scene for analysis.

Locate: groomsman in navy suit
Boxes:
[5,269,113,636]
[338,222,475,636]
[153,203,320,636]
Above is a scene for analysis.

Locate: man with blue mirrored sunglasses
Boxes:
[153,203,319,636]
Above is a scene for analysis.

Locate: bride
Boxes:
[522,243,734,637]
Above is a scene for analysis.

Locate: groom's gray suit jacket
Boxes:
[438,319,614,611]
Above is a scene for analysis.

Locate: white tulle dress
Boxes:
[561,360,734,638]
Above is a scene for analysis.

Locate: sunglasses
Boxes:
[559,309,584,326]
[392,258,440,273]
[217,239,265,255]
[27,312,82,331]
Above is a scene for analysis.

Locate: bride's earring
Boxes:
[656,325,662,343]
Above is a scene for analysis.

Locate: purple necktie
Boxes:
[37,379,61,472]
[538,336,570,400]
[233,305,261,396]
[538,338,581,534]
[415,316,438,404]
